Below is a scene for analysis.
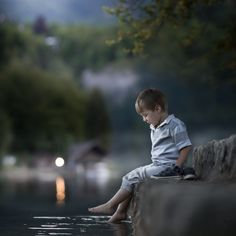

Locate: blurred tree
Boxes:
[0,111,12,155]
[33,15,48,35]
[84,89,111,147]
[104,0,236,84]
[0,65,86,154]
[0,22,25,67]
[1,21,129,81]
[57,25,128,78]
[0,21,122,153]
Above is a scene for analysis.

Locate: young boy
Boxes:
[88,88,192,223]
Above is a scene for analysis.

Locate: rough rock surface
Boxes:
[193,134,236,181]
[130,135,236,236]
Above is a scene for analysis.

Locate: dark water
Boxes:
[0,213,132,236]
[0,167,133,236]
[28,215,131,236]
[1,128,234,236]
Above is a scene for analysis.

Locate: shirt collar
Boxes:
[150,114,174,130]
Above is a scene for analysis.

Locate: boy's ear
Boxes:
[155,104,161,111]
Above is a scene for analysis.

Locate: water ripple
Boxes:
[28,215,132,236]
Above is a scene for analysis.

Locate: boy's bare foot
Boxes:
[108,212,127,223]
[88,203,116,215]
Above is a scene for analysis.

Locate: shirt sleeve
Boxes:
[172,122,192,150]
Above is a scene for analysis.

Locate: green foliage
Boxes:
[105,0,236,84]
[84,89,111,147]
[1,22,127,81]
[0,21,119,155]
[0,22,25,67]
[55,25,127,78]
[0,111,12,155]
[0,64,86,153]
[104,0,223,52]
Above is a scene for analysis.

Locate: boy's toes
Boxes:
[88,204,115,215]
[108,212,127,223]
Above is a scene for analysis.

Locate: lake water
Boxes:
[0,165,133,236]
[1,128,235,236]
[0,214,131,236]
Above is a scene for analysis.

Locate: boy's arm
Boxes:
[175,145,192,167]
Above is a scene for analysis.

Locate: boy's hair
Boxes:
[135,88,168,113]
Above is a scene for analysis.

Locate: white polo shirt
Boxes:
[150,114,192,165]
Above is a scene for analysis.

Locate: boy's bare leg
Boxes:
[88,188,131,215]
[108,195,132,223]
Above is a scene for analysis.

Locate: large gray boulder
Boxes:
[131,181,236,236]
[193,134,236,181]
[130,135,236,236]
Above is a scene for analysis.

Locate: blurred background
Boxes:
[0,0,235,235]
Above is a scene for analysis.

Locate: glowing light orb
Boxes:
[55,157,65,167]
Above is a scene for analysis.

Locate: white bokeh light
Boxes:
[55,157,65,167]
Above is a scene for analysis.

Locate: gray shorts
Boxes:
[121,163,173,192]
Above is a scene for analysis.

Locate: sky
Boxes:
[0,0,117,24]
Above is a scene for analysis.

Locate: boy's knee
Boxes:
[121,176,134,192]
[122,175,129,184]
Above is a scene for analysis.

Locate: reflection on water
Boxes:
[56,176,66,206]
[0,159,132,235]
[28,215,132,236]
[1,130,235,235]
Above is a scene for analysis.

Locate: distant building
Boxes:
[67,141,107,168]
[45,36,58,48]
[33,15,48,34]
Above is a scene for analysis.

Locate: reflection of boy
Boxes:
[89,88,192,223]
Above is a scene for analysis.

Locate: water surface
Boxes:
[0,164,133,236]
[28,215,132,236]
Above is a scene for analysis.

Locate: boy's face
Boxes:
[140,105,164,127]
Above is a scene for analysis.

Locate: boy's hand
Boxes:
[153,165,184,177]
[172,165,184,175]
